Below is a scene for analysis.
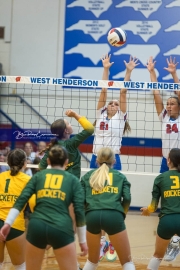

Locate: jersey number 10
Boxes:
[44,174,64,189]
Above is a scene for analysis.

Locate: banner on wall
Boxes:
[63,0,180,86]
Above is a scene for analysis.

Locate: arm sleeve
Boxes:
[147,178,160,213]
[76,226,86,243]
[5,208,20,226]
[72,178,86,227]
[13,176,37,212]
[121,177,131,215]
[39,151,49,170]
[78,116,94,134]
[64,117,94,149]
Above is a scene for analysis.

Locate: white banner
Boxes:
[0,75,180,90]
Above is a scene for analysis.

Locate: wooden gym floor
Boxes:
[2,211,180,269]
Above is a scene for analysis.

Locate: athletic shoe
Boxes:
[105,242,117,262]
[164,237,180,261]
[99,240,109,261]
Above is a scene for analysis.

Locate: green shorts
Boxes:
[0,219,24,241]
[86,210,125,235]
[26,218,74,249]
[157,213,180,239]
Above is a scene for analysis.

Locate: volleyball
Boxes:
[107,28,127,47]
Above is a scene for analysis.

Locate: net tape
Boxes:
[0,76,180,91]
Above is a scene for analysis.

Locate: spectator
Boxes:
[0,154,9,173]
[24,142,36,162]
[36,141,46,159]
[1,146,11,158]
[24,158,33,177]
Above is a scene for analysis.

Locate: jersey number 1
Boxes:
[4,179,10,193]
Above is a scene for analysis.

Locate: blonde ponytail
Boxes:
[89,147,115,191]
[90,163,110,191]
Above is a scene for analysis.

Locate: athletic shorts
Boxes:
[90,154,121,170]
[160,157,169,173]
[157,214,180,239]
[26,218,74,249]
[0,219,24,241]
[86,210,125,235]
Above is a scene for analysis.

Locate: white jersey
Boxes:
[92,106,127,154]
[159,108,180,158]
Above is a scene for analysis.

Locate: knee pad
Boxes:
[13,262,26,270]
[147,257,161,270]
[122,262,136,270]
[83,259,98,270]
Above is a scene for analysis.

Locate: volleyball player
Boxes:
[146,56,180,173]
[0,149,31,270]
[0,145,88,270]
[163,56,180,261]
[39,109,94,179]
[140,148,180,270]
[81,147,135,270]
[39,111,93,270]
[90,54,139,170]
[90,54,139,261]
[147,56,180,261]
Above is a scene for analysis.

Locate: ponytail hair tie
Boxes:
[99,162,107,165]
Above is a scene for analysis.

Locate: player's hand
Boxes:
[78,242,88,256]
[146,56,156,73]
[0,224,11,241]
[65,109,76,118]
[101,54,114,69]
[124,55,139,71]
[164,56,179,75]
[140,207,151,216]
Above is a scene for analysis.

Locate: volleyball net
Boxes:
[0,75,179,175]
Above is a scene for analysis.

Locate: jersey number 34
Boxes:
[166,123,178,134]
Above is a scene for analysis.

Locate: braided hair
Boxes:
[7,149,26,176]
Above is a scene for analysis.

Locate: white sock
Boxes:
[13,262,26,270]
[147,257,161,270]
[83,259,98,270]
[0,262,3,270]
[122,262,136,270]
[172,235,180,243]
[100,236,106,243]
[77,261,81,270]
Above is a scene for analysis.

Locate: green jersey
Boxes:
[148,170,180,218]
[81,168,131,217]
[39,117,94,179]
[13,168,86,236]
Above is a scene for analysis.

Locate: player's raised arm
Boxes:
[97,54,114,110]
[164,56,179,83]
[164,56,180,99]
[120,56,139,113]
[147,56,164,116]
